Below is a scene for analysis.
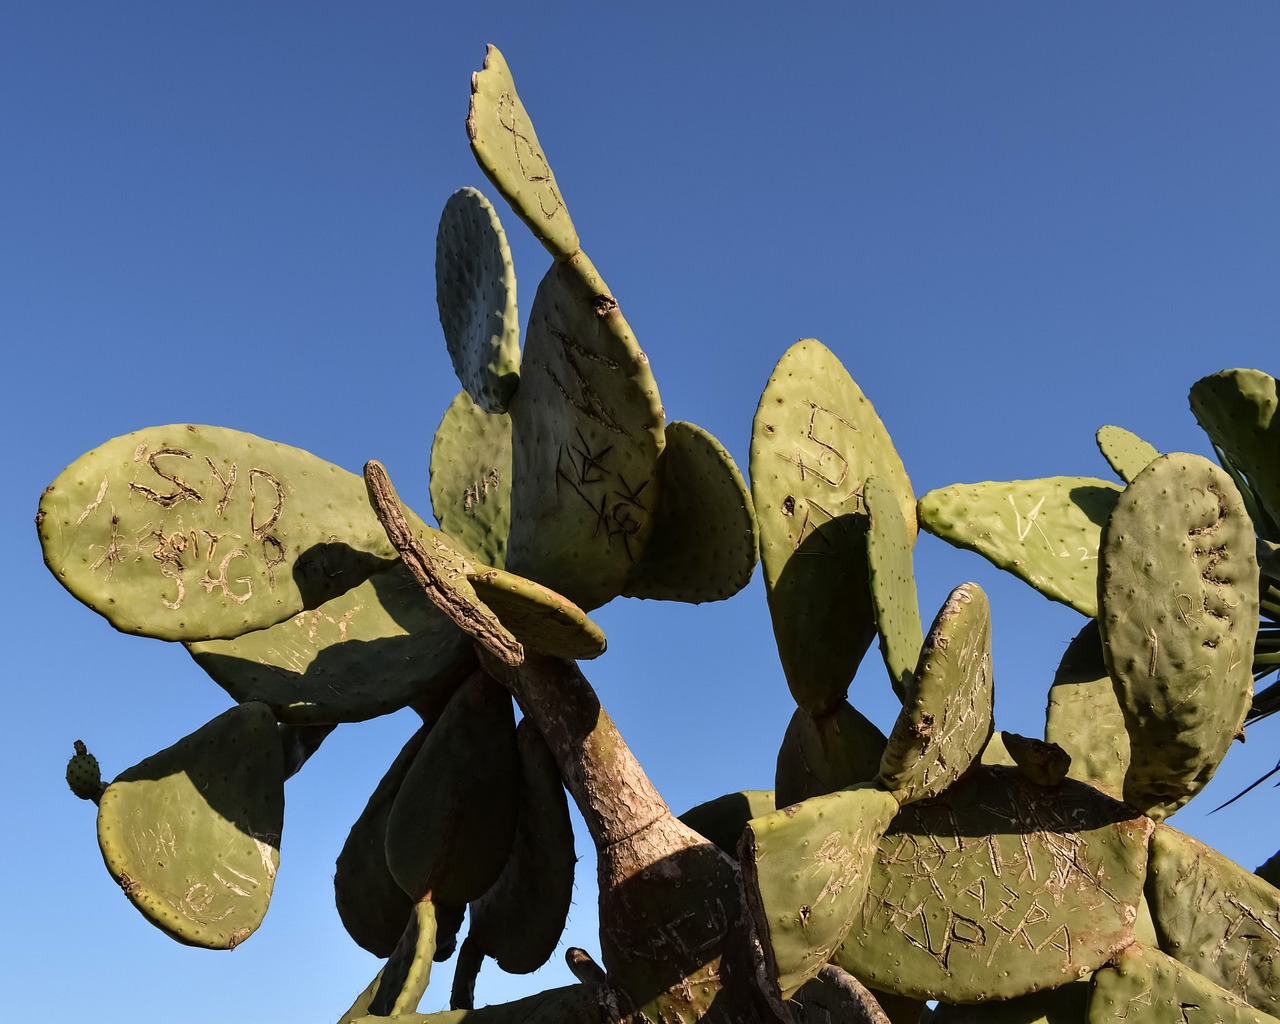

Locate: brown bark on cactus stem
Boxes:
[478,648,792,1024]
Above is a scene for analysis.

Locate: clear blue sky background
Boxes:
[4,4,1279,1019]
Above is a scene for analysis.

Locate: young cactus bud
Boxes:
[65,739,102,803]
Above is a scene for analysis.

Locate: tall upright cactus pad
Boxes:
[865,473,924,700]
[836,767,1153,1003]
[436,187,521,413]
[503,260,665,610]
[751,339,915,714]
[430,392,512,569]
[774,701,886,808]
[187,563,475,724]
[96,701,284,949]
[1145,824,1280,1015]
[740,783,901,1000]
[1097,453,1259,820]
[37,425,397,641]
[918,477,1121,618]
[621,420,759,603]
[467,45,580,262]
[878,583,994,806]
[1189,369,1280,534]
[1088,944,1279,1023]
[1095,425,1161,484]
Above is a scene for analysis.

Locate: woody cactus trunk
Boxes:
[38,45,1280,1024]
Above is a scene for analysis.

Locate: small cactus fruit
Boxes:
[1088,943,1278,1023]
[1097,453,1259,820]
[864,473,923,701]
[430,391,512,569]
[774,701,886,808]
[917,476,1121,618]
[835,766,1153,1003]
[740,782,900,1000]
[1096,424,1161,484]
[37,425,398,641]
[751,339,915,715]
[65,739,101,801]
[677,789,776,857]
[1189,369,1280,533]
[1145,823,1280,1015]
[878,583,993,806]
[436,187,521,414]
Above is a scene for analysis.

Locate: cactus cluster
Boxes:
[42,44,1280,1024]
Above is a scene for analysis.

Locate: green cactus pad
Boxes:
[466,566,606,660]
[1097,453,1259,820]
[1001,733,1071,787]
[1189,369,1280,533]
[349,984,599,1024]
[466,45,580,262]
[865,473,924,700]
[66,740,102,801]
[1259,850,1280,888]
[96,701,284,949]
[1044,620,1129,800]
[467,720,576,974]
[436,188,521,413]
[1096,425,1161,484]
[775,701,887,809]
[37,425,398,641]
[430,391,512,569]
[187,562,474,724]
[621,420,758,603]
[931,981,1090,1023]
[1088,944,1279,1023]
[878,583,994,805]
[368,901,438,1017]
[741,783,900,1000]
[503,259,665,610]
[1145,823,1280,1015]
[335,723,430,957]
[751,339,915,714]
[677,789,776,857]
[385,671,520,905]
[837,766,1153,1003]
[918,477,1121,618]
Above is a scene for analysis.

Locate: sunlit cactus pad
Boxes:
[1189,368,1280,531]
[467,566,606,660]
[1095,424,1160,484]
[430,392,512,569]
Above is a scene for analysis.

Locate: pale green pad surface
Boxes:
[1096,425,1160,484]
[504,259,664,610]
[467,45,580,261]
[349,984,598,1023]
[436,187,520,413]
[37,424,396,641]
[1044,620,1129,800]
[1145,823,1280,1015]
[467,566,606,660]
[879,583,994,805]
[742,783,900,999]
[931,981,1089,1023]
[96,701,284,949]
[918,477,1121,618]
[865,473,924,699]
[1088,944,1279,1023]
[775,701,886,808]
[751,338,915,714]
[678,789,775,857]
[369,900,438,1016]
[188,562,474,724]
[1189,368,1280,532]
[1098,453,1259,820]
[622,419,759,603]
[837,766,1152,1003]
[430,391,512,569]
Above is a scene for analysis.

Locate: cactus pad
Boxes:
[1189,369,1280,533]
[621,420,759,603]
[430,391,512,569]
[350,984,600,1023]
[864,473,924,700]
[677,790,776,857]
[367,900,438,1017]
[467,566,606,660]
[931,982,1090,1023]
[918,477,1121,618]
[65,740,101,801]
[1097,453,1259,820]
[436,187,521,413]
[878,583,994,805]
[775,702,886,809]
[37,425,398,641]
[96,701,284,949]
[1096,425,1160,484]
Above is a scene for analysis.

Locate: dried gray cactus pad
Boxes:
[1098,453,1259,820]
[774,701,886,809]
[865,473,923,700]
[96,701,284,949]
[504,259,664,610]
[1190,368,1280,532]
[751,339,915,714]
[878,583,994,805]
[436,188,521,413]
[1096,424,1161,484]
[621,420,759,603]
[1088,943,1279,1023]
[1145,823,1280,1016]
[37,424,396,641]
[430,391,512,569]
[187,562,474,724]
[836,767,1153,1004]
[918,477,1121,618]
[1044,619,1130,799]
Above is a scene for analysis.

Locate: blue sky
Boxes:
[4,4,1279,1018]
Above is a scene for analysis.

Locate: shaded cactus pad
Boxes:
[1189,368,1280,533]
